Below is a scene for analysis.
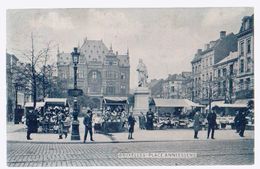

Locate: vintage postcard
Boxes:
[3,2,256,167]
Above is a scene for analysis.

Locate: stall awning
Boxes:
[152,98,205,108]
[103,97,129,104]
[24,102,45,108]
[206,101,247,109]
[44,98,67,106]
[234,99,253,106]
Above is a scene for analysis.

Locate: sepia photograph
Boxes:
[2,1,257,167]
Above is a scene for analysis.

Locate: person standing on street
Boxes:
[207,109,217,139]
[238,111,247,137]
[128,112,136,139]
[57,111,64,139]
[146,109,154,130]
[234,111,240,133]
[26,110,35,140]
[62,115,71,139]
[193,111,201,139]
[83,109,94,143]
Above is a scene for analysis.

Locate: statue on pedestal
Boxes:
[136,59,148,87]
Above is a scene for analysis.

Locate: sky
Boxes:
[6,8,254,89]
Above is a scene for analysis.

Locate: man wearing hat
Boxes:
[83,108,94,143]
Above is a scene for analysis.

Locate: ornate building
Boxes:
[57,39,130,108]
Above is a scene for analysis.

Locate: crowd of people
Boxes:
[25,105,251,141]
[25,106,71,140]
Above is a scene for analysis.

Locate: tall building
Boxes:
[213,51,239,103]
[191,31,238,104]
[57,38,130,108]
[235,15,254,100]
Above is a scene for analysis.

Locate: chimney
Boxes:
[220,31,226,39]
[209,41,216,48]
[197,49,202,54]
[204,44,210,50]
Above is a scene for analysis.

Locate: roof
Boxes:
[234,99,254,105]
[205,101,247,109]
[57,52,71,65]
[215,51,238,66]
[24,102,45,108]
[44,98,67,106]
[103,97,129,104]
[117,54,130,67]
[191,33,237,64]
[152,98,205,108]
[80,39,109,63]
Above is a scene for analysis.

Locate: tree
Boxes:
[13,33,53,110]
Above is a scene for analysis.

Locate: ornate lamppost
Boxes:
[69,47,82,140]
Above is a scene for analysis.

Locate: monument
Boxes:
[133,59,150,115]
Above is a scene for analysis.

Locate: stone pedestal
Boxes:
[133,87,150,116]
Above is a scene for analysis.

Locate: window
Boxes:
[121,73,125,79]
[240,41,244,56]
[210,72,213,81]
[247,39,251,54]
[171,86,175,92]
[240,79,244,90]
[210,57,213,66]
[78,70,84,78]
[218,69,221,77]
[229,64,234,75]
[246,78,250,89]
[120,85,126,94]
[222,80,226,96]
[222,68,227,77]
[247,57,251,72]
[206,58,208,67]
[92,71,97,79]
[240,59,244,73]
[106,86,115,95]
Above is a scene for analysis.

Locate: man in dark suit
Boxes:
[238,111,247,137]
[207,109,217,139]
[128,112,136,139]
[146,109,154,130]
[26,110,37,140]
[83,109,94,143]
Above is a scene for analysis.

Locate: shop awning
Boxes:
[44,98,67,106]
[206,101,247,109]
[103,97,129,104]
[24,102,45,108]
[234,99,253,106]
[152,98,205,108]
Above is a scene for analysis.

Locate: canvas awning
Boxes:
[206,101,247,109]
[24,102,45,108]
[103,97,129,104]
[44,98,67,106]
[152,98,205,108]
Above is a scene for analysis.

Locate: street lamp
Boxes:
[70,47,81,140]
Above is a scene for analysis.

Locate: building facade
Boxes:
[57,39,130,108]
[213,51,239,103]
[191,31,238,104]
[235,15,254,100]
[162,72,192,99]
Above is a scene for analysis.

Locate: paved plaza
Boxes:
[7,139,254,166]
[6,122,254,166]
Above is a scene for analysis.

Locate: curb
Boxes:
[7,138,253,144]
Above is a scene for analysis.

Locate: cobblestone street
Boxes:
[7,139,254,166]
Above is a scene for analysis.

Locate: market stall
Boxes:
[149,98,205,129]
[101,97,129,133]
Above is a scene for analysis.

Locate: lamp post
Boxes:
[70,47,81,140]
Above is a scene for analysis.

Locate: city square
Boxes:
[5,7,255,167]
